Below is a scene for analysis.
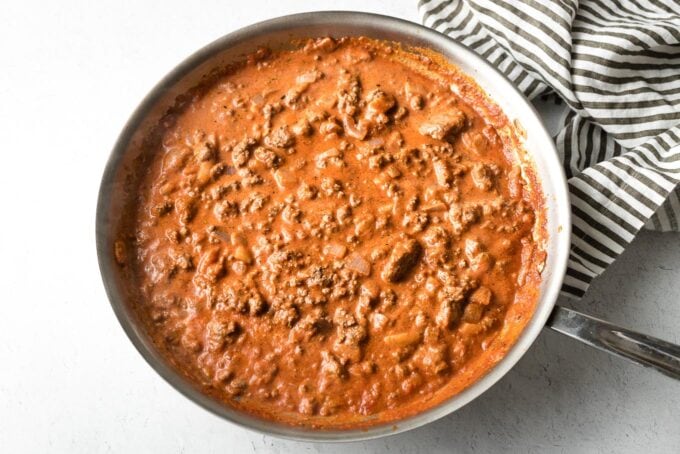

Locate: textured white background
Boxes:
[1,1,678,452]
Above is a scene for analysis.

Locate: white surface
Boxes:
[0,1,678,452]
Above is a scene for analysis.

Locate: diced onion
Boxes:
[296,70,321,84]
[251,93,264,105]
[212,229,230,243]
[367,137,384,148]
[346,253,371,276]
[384,331,420,347]
[325,243,347,259]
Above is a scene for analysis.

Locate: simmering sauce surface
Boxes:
[116,37,546,428]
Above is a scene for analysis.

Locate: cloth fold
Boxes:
[418,0,680,298]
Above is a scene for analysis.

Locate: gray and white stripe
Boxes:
[419,0,680,298]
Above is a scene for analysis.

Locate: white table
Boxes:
[1,1,678,452]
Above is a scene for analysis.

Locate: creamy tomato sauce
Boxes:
[115,37,546,428]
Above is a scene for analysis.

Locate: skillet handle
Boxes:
[546,305,680,380]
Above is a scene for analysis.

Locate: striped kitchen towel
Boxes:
[418,0,680,298]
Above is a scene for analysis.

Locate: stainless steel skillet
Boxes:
[96,11,680,442]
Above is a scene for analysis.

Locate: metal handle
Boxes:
[547,305,680,380]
